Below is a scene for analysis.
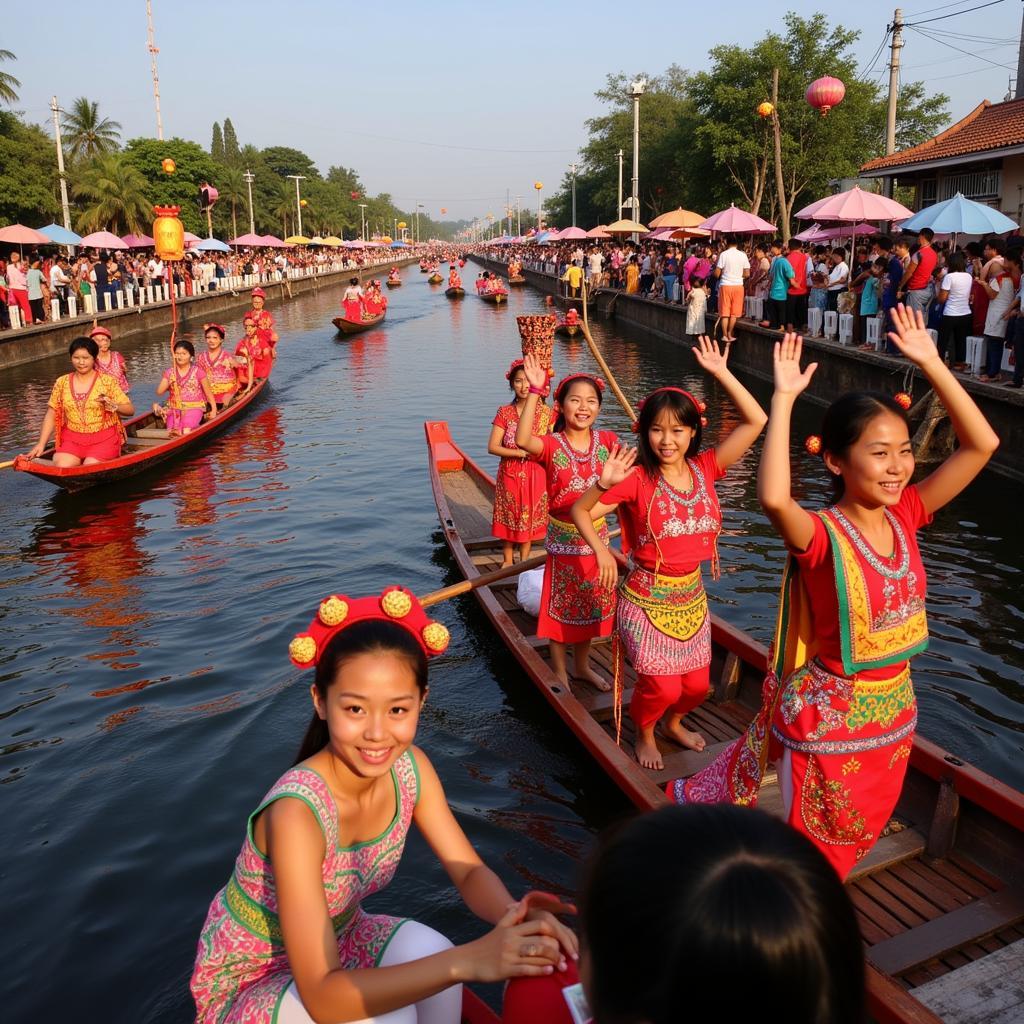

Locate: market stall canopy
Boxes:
[321,236,344,247]
[558,226,589,240]
[389,240,408,248]
[604,218,648,234]
[38,223,83,245]
[183,232,202,244]
[79,230,128,249]
[794,222,877,243]
[284,235,311,245]
[648,207,706,229]
[228,232,264,246]
[796,186,912,222]
[699,205,776,233]
[193,238,231,252]
[259,235,288,248]
[647,226,711,241]
[0,223,53,246]
[898,193,1018,236]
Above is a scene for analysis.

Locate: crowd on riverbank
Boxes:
[482,228,1024,386]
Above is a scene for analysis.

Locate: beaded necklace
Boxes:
[554,431,601,497]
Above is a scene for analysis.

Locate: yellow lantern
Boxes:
[533,181,543,190]
[161,157,176,174]
[397,221,407,229]
[152,205,184,262]
[300,199,308,208]
[757,101,774,119]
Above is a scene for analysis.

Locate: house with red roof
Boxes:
[860,98,1024,223]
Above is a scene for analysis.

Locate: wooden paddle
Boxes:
[580,281,638,423]
[0,459,16,470]
[420,528,621,609]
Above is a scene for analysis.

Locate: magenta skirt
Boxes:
[167,407,205,432]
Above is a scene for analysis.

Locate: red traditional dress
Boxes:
[449,270,462,288]
[342,285,365,321]
[234,336,261,387]
[492,402,553,543]
[671,487,930,879]
[197,348,238,406]
[251,310,277,364]
[600,450,724,731]
[48,372,128,461]
[163,364,209,432]
[96,350,130,392]
[533,429,618,643]
[364,287,385,316]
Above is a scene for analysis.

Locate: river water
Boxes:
[1,272,1021,1021]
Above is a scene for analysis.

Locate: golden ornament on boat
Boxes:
[380,589,412,619]
[318,596,349,626]
[289,634,317,665]
[421,622,450,654]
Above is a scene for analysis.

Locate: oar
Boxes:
[580,281,637,423]
[0,459,16,470]
[419,528,621,609]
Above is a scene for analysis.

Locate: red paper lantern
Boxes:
[894,392,912,410]
[804,434,823,456]
[351,191,360,199]
[440,207,447,214]
[806,76,845,117]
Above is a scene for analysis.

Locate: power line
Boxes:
[335,127,577,155]
[905,0,1007,26]
[910,24,1017,69]
[859,29,893,80]
[905,0,986,15]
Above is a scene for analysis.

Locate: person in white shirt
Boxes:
[826,247,849,315]
[49,258,71,313]
[587,249,603,288]
[714,239,750,342]
[146,257,165,283]
[936,251,973,369]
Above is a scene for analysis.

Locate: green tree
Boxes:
[260,145,319,180]
[0,48,20,105]
[0,110,58,223]
[72,152,150,234]
[272,181,294,238]
[222,118,240,166]
[213,165,246,240]
[211,121,224,163]
[61,97,122,161]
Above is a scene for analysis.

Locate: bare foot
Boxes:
[663,719,707,752]
[634,736,663,770]
[575,667,611,692]
[501,561,513,569]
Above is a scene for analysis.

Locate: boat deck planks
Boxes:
[424,421,1024,1023]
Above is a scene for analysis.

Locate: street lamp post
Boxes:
[628,77,647,239]
[287,174,306,237]
[534,182,543,230]
[617,149,624,221]
[243,169,256,235]
[515,196,522,236]
[357,203,368,241]
[570,163,577,227]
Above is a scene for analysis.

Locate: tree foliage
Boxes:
[0,110,58,224]
[0,48,20,105]
[72,152,150,234]
[62,97,122,162]
[121,137,220,234]
[211,122,224,164]
[222,118,240,167]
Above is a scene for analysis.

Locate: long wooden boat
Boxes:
[333,312,386,334]
[428,273,444,284]
[425,420,1024,1024]
[11,378,268,491]
[478,291,507,305]
[554,322,580,337]
[446,287,466,299]
[508,275,526,286]
[386,278,402,288]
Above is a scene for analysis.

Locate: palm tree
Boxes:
[0,49,20,104]
[273,182,293,238]
[72,153,150,234]
[62,97,122,161]
[216,167,246,240]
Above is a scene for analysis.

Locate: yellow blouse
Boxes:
[49,373,129,434]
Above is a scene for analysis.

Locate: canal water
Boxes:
[1,271,1021,1021]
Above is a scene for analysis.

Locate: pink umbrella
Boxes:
[558,226,589,240]
[699,205,777,234]
[795,186,912,222]
[122,233,154,248]
[259,235,287,248]
[0,224,50,246]
[79,230,128,249]
[647,226,711,241]
[228,232,264,246]
[586,225,611,239]
[544,228,564,241]
[183,231,202,244]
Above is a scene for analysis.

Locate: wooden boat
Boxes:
[508,275,526,286]
[428,273,444,284]
[425,420,1024,1024]
[386,278,402,288]
[333,312,386,334]
[11,378,268,492]
[478,291,507,305]
[462,990,497,1023]
[445,287,466,299]
[554,321,580,337]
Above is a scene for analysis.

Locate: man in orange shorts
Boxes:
[714,238,750,343]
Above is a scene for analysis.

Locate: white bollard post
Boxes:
[126,289,135,307]
[51,298,61,321]
[68,295,78,318]
[823,310,838,339]
[116,291,125,309]
[84,292,95,316]
[162,284,170,302]
[966,336,984,375]
[9,304,21,329]
[145,286,154,304]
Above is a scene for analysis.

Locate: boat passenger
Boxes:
[489,358,552,568]
[388,266,401,283]
[448,266,462,289]
[572,336,768,769]
[190,586,578,1024]
[563,308,579,327]
[242,312,274,380]
[363,280,386,317]
[342,278,365,321]
[249,287,280,366]
[487,275,507,295]
[234,318,263,390]
[475,272,490,294]
[153,340,218,436]
[516,354,618,692]
[197,323,240,409]
[91,324,130,393]
[669,311,999,878]
[25,336,134,466]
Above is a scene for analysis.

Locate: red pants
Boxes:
[631,668,710,730]
[8,290,30,325]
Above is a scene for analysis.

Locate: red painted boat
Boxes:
[425,420,1024,1024]
[554,322,580,337]
[11,378,268,491]
[461,989,498,1023]
[386,278,402,288]
[478,291,507,305]
[333,312,386,334]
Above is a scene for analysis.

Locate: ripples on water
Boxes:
[0,276,1020,1020]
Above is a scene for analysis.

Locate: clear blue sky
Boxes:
[9,0,1023,223]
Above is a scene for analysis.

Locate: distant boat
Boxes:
[386,278,402,288]
[508,275,526,286]
[479,290,507,305]
[332,312,386,334]
[445,287,465,299]
[428,273,444,284]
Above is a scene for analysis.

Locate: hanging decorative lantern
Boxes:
[161,157,176,175]
[757,101,774,119]
[350,191,360,200]
[534,181,543,191]
[397,221,407,229]
[300,199,308,208]
[153,205,184,262]
[806,76,845,117]
[440,207,447,214]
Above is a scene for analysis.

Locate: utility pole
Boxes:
[358,203,368,240]
[506,187,511,236]
[287,174,306,236]
[515,196,522,236]
[629,78,646,233]
[146,0,164,140]
[570,163,577,226]
[243,169,256,235]
[617,149,624,222]
[1015,3,1024,98]
[50,96,72,235]
[886,9,904,156]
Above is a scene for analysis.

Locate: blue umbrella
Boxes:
[38,223,83,245]
[390,239,408,248]
[193,237,231,252]
[899,193,1018,236]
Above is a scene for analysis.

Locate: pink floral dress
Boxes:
[191,751,420,1023]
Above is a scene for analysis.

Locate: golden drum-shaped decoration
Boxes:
[153,205,184,262]
[422,622,450,654]
[318,596,349,626]
[381,589,412,619]
[289,634,317,665]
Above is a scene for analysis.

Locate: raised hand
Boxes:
[773,333,818,397]
[887,304,941,366]
[523,351,548,391]
[597,442,636,490]
[691,334,729,376]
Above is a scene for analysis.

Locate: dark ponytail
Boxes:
[293,620,428,765]
[821,391,910,499]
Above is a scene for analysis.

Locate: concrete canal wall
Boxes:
[472,254,1024,483]
[0,257,420,372]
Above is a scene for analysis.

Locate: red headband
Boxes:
[243,314,258,325]
[631,387,708,432]
[505,358,525,380]
[289,586,450,668]
[555,372,606,398]
[203,322,226,336]
[251,287,266,298]
[89,326,112,339]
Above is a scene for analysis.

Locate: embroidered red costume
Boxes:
[533,429,618,643]
[601,449,724,730]
[670,486,930,879]
[492,402,553,543]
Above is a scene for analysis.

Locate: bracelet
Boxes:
[528,385,546,396]
[595,480,610,492]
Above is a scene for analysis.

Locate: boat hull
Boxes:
[13,379,268,491]
[445,288,465,299]
[386,279,401,288]
[555,323,580,336]
[479,292,507,305]
[332,313,386,334]
[508,275,526,286]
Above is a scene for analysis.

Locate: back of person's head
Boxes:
[947,251,966,273]
[919,227,934,242]
[580,804,865,1024]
